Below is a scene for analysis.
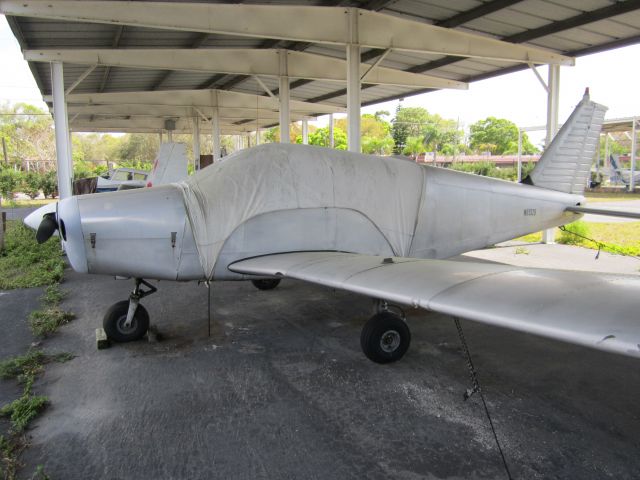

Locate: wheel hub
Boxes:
[116,315,137,334]
[380,330,401,353]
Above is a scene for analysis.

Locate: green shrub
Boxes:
[22,172,42,199]
[558,221,590,245]
[39,171,58,199]
[0,168,22,200]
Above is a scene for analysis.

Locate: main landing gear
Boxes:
[103,278,156,342]
[251,278,281,290]
[360,301,411,364]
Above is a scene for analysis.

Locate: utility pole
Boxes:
[2,137,8,165]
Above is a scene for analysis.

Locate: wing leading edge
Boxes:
[229,252,640,358]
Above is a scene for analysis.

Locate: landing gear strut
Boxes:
[361,303,411,364]
[103,278,156,342]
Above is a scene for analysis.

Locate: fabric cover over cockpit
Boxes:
[177,144,425,279]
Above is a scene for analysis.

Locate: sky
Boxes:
[2,13,640,147]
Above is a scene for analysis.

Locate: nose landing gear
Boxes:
[103,278,156,342]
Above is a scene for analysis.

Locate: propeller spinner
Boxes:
[35,212,58,244]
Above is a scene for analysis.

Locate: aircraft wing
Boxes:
[229,252,640,358]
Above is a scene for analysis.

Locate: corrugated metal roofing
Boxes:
[5,0,640,130]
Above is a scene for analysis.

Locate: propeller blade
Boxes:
[35,213,58,244]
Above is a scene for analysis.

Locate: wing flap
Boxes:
[230,252,640,358]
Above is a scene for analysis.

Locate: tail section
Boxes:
[523,90,607,194]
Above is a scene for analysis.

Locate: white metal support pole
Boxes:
[212,107,221,161]
[346,9,361,153]
[302,120,309,145]
[167,130,173,143]
[51,62,72,199]
[543,64,560,244]
[158,131,163,144]
[192,115,201,170]
[631,118,637,192]
[279,50,290,144]
[517,129,522,182]
[329,113,334,148]
[256,128,261,146]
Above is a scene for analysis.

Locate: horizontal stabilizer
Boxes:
[230,252,640,358]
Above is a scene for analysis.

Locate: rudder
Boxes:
[523,91,607,194]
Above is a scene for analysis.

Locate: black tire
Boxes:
[360,312,411,364]
[103,300,150,343]
[251,278,281,291]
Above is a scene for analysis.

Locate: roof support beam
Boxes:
[279,51,290,144]
[1,2,572,65]
[346,10,360,153]
[24,48,467,89]
[65,64,96,95]
[65,104,313,121]
[51,62,72,200]
[253,75,277,99]
[69,116,308,132]
[50,89,344,115]
[99,25,124,93]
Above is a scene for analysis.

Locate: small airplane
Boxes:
[25,91,640,363]
[96,167,149,192]
[608,154,640,188]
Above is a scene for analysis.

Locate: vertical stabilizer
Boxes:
[523,91,607,194]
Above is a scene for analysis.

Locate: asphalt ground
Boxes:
[0,243,638,479]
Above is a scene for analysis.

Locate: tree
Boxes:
[0,102,55,165]
[402,136,426,158]
[392,106,463,155]
[308,126,347,150]
[469,117,537,155]
[360,114,394,155]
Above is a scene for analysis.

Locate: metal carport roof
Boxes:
[3,0,640,114]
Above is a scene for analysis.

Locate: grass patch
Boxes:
[0,350,74,382]
[514,247,530,255]
[0,221,65,289]
[2,199,56,209]
[28,309,74,337]
[0,349,73,477]
[584,192,640,203]
[0,350,45,382]
[514,221,640,257]
[557,220,590,246]
[0,393,48,433]
[515,232,542,243]
[40,284,66,307]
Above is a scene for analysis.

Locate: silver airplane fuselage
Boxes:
[52,163,582,282]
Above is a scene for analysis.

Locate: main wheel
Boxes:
[251,278,281,291]
[360,312,411,364]
[103,300,150,343]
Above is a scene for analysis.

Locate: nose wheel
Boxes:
[360,311,411,364]
[103,278,155,342]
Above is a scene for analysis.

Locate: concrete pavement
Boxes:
[1,242,636,479]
